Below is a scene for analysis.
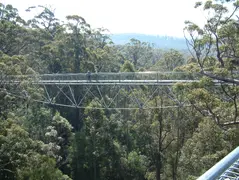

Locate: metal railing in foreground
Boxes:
[198,146,239,180]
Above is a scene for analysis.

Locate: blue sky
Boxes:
[3,0,206,37]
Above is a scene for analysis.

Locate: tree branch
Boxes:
[222,121,239,126]
[201,71,239,85]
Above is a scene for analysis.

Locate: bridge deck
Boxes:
[3,79,224,86]
[2,71,237,86]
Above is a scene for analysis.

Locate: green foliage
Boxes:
[179,119,229,179]
[120,60,136,72]
[44,112,73,172]
[1,2,239,180]
[120,151,149,179]
[17,155,71,180]
[122,38,154,69]
[0,119,71,179]
[152,49,185,71]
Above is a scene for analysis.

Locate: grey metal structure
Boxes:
[0,71,230,109]
[4,71,203,84]
[198,146,239,180]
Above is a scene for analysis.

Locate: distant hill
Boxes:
[110,33,188,50]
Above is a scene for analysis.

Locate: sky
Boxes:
[2,0,207,37]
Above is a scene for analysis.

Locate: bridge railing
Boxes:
[198,146,239,180]
[36,72,202,81]
[2,71,239,83]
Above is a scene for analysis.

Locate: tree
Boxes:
[0,119,71,180]
[86,28,122,72]
[179,119,229,179]
[0,3,29,56]
[184,0,239,84]
[124,38,153,69]
[71,99,120,180]
[65,15,91,73]
[44,112,73,174]
[152,49,185,71]
[24,5,63,73]
[26,5,60,40]
[4,2,239,179]
[120,60,136,72]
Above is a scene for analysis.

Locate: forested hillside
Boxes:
[110,34,187,50]
[0,0,239,180]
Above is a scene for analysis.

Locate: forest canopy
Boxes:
[0,0,239,179]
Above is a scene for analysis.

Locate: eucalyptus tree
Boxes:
[65,15,91,73]
[24,5,64,73]
[85,28,122,72]
[184,0,239,84]
[71,99,122,180]
[0,3,29,56]
[178,1,239,175]
[26,5,61,39]
[152,49,185,71]
[179,119,230,179]
[0,53,72,179]
[0,118,71,180]
[123,38,154,69]
[182,0,239,126]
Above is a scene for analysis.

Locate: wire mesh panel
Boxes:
[218,158,239,180]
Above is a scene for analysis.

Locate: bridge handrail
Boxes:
[198,146,239,180]
[36,71,201,81]
[2,71,239,82]
[0,71,207,82]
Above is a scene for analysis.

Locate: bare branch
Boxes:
[162,138,175,152]
[224,6,239,23]
[222,121,239,126]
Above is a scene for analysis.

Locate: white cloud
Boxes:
[3,0,206,37]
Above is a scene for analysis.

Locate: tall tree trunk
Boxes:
[172,128,180,180]
[74,45,80,73]
[156,154,162,180]
[133,53,137,68]
[156,96,163,180]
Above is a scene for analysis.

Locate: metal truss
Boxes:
[38,83,191,109]
[0,71,234,109]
